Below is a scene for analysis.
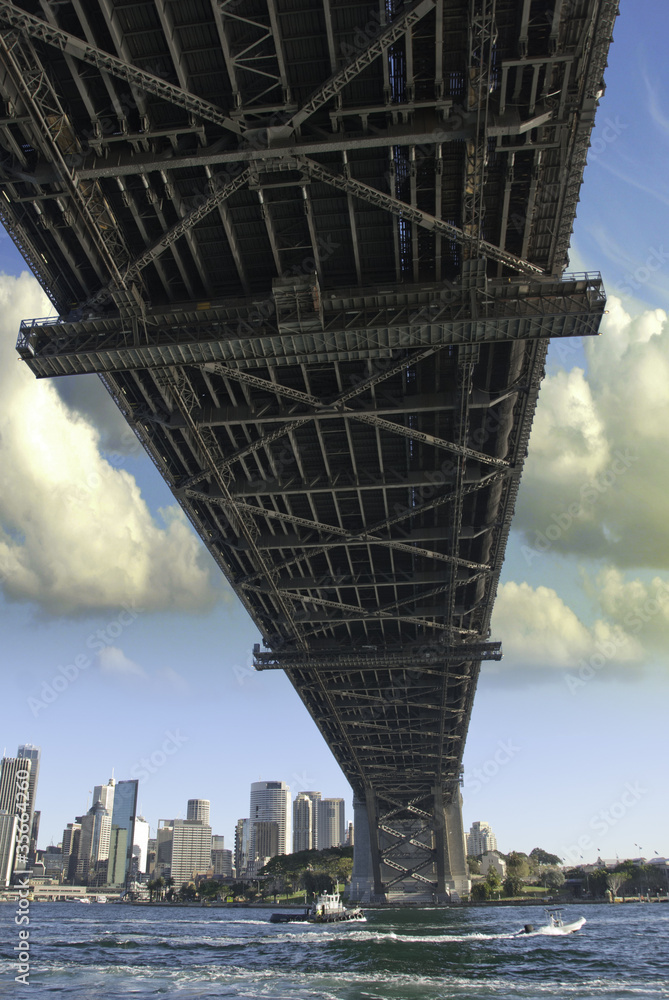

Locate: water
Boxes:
[1,901,668,999]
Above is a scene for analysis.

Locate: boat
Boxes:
[94,895,107,903]
[270,891,365,924]
[77,897,91,904]
[519,909,586,935]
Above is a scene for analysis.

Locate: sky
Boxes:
[1,2,668,868]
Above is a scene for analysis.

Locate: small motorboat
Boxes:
[270,891,365,924]
[519,909,585,935]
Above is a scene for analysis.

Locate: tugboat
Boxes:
[270,891,365,924]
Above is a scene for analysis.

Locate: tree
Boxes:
[485,868,502,896]
[503,875,524,897]
[467,856,481,875]
[530,848,562,867]
[542,867,565,891]
[506,852,530,879]
[199,880,222,901]
[471,881,490,901]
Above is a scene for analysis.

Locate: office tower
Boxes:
[156,821,174,877]
[253,821,279,864]
[0,813,18,887]
[318,799,345,849]
[75,778,115,883]
[293,792,321,852]
[466,821,498,857]
[43,846,64,879]
[61,822,81,883]
[107,779,138,887]
[187,799,210,825]
[346,822,354,847]
[29,811,40,865]
[235,818,250,877]
[0,756,31,815]
[16,744,40,836]
[249,781,291,859]
[132,817,150,876]
[170,819,212,888]
[211,835,233,878]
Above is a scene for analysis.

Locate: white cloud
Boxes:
[0,272,221,614]
[490,581,641,673]
[515,297,669,569]
[99,646,146,678]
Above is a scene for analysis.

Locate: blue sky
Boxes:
[1,1,668,866]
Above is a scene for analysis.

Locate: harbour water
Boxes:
[1,901,667,999]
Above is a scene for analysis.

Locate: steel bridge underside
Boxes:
[1,0,617,898]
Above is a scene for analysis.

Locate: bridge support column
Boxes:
[349,795,375,903]
[442,789,470,898]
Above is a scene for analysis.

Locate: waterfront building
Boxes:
[249,781,291,859]
[171,819,212,888]
[75,779,115,883]
[0,756,31,815]
[466,821,498,857]
[133,817,150,875]
[234,818,251,877]
[293,791,321,852]
[318,799,346,849]
[107,779,138,887]
[0,812,17,887]
[187,799,210,825]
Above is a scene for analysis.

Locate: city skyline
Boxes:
[0,0,667,868]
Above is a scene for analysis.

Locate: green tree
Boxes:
[471,881,490,901]
[530,848,562,867]
[485,868,502,896]
[503,874,524,897]
[467,856,481,875]
[506,852,530,879]
[199,879,222,901]
[542,867,565,891]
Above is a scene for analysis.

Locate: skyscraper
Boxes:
[107,779,138,887]
[187,799,210,825]
[234,818,250,877]
[0,813,18,887]
[171,819,212,888]
[466,821,497,857]
[76,778,115,884]
[318,799,345,849]
[293,791,321,852]
[0,756,32,874]
[132,817,150,877]
[249,781,291,859]
[16,744,40,835]
[253,821,279,863]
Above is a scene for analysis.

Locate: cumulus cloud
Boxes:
[490,581,642,675]
[0,272,221,615]
[515,297,669,570]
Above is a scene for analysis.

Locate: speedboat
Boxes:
[519,909,586,935]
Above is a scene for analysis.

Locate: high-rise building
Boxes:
[187,799,210,825]
[253,820,279,863]
[0,813,18,887]
[132,817,150,876]
[235,818,250,877]
[107,779,138,887]
[466,821,497,857]
[61,823,81,883]
[171,819,212,888]
[16,744,40,843]
[293,791,321,852]
[211,835,233,879]
[318,799,345,849]
[0,756,32,874]
[155,821,174,877]
[249,781,291,859]
[76,778,115,884]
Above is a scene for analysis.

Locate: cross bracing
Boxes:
[3,0,617,900]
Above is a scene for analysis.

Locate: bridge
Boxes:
[1,0,616,901]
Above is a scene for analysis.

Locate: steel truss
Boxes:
[3,0,618,902]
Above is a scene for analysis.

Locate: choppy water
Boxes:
[1,901,667,998]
